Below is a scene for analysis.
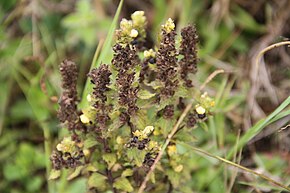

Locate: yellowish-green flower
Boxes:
[130,29,138,38]
[56,137,77,154]
[143,126,154,135]
[80,107,96,124]
[131,11,146,28]
[144,49,156,58]
[80,114,90,124]
[197,92,215,112]
[195,105,206,115]
[167,145,177,156]
[162,18,175,33]
[174,164,183,173]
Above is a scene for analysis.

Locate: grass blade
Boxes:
[226,96,290,159]
[79,0,124,108]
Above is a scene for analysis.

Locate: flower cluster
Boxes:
[156,18,179,98]
[51,11,215,193]
[112,44,140,115]
[87,64,112,130]
[57,60,84,132]
[179,25,199,87]
[116,11,147,47]
[140,49,156,82]
[50,137,84,170]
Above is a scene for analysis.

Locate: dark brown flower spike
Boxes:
[156,19,179,98]
[58,59,84,132]
[88,64,112,129]
[112,44,140,115]
[179,25,199,87]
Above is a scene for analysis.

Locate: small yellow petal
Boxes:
[80,114,90,124]
[196,105,206,114]
[86,94,92,102]
[144,50,150,58]
[162,18,175,33]
[167,145,177,156]
[83,149,90,157]
[116,136,123,144]
[130,29,138,38]
[143,126,154,135]
[56,143,63,151]
[174,164,183,173]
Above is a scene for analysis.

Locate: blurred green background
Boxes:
[0,0,289,193]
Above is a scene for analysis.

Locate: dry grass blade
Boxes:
[253,41,290,84]
[200,69,225,90]
[249,41,290,114]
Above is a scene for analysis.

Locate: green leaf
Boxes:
[198,122,209,132]
[26,176,43,192]
[113,177,134,192]
[175,86,190,98]
[48,169,61,180]
[156,98,173,111]
[107,116,122,134]
[156,118,174,137]
[166,169,181,188]
[102,153,117,169]
[82,163,98,173]
[67,166,84,180]
[84,135,98,149]
[232,5,265,33]
[127,148,146,167]
[88,173,107,190]
[131,110,147,130]
[137,89,156,99]
[121,168,134,177]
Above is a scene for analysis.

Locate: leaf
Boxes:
[131,110,147,130]
[121,168,134,177]
[102,153,117,169]
[84,135,98,149]
[82,163,98,173]
[145,80,163,89]
[199,122,209,132]
[156,118,174,137]
[48,169,61,180]
[87,173,107,190]
[67,166,84,180]
[113,177,134,192]
[137,89,156,99]
[232,5,265,33]
[107,116,122,134]
[166,169,181,188]
[175,86,190,98]
[136,97,155,109]
[156,98,173,111]
[127,148,146,167]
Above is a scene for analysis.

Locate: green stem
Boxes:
[41,122,54,193]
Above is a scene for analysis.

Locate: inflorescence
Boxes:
[51,11,215,192]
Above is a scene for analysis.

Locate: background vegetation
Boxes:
[0,0,289,193]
